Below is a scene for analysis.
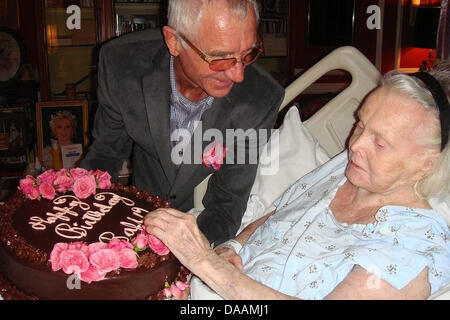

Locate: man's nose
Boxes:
[224,62,245,83]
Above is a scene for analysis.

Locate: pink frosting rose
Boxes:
[79,265,107,284]
[56,168,69,177]
[27,185,41,200]
[19,175,40,200]
[175,281,190,291]
[68,242,89,257]
[19,175,36,194]
[88,242,107,255]
[59,249,90,275]
[117,248,138,269]
[51,239,137,284]
[132,233,148,250]
[39,182,56,200]
[70,168,89,179]
[54,169,73,193]
[93,170,112,190]
[170,283,183,299]
[37,170,56,185]
[108,238,134,252]
[89,249,120,274]
[50,243,69,271]
[147,234,170,256]
[72,174,97,199]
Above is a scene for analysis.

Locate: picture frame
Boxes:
[0,107,26,151]
[36,100,88,166]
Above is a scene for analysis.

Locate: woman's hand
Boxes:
[215,247,243,271]
[143,208,214,273]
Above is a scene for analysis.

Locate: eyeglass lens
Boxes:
[209,47,261,71]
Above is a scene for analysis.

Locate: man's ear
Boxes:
[162,26,182,57]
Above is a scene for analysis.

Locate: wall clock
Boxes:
[0,27,23,82]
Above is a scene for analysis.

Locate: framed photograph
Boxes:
[36,100,88,167]
[0,107,26,151]
[0,107,28,170]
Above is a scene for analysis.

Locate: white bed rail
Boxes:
[282,46,382,157]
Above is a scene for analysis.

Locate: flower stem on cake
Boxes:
[132,228,170,256]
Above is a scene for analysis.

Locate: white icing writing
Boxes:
[28,192,149,241]
[55,223,88,239]
[98,232,129,243]
[120,208,148,238]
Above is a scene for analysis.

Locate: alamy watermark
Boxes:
[66,4,382,32]
[66,5,81,30]
[66,273,81,290]
[170,121,280,176]
[367,5,381,30]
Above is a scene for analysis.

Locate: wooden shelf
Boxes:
[115,2,159,14]
[49,44,96,48]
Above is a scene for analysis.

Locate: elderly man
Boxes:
[82,0,284,245]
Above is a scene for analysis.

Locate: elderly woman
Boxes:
[144,61,450,300]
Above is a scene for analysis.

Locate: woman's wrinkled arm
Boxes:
[235,210,275,245]
[325,265,430,300]
[144,208,296,300]
[214,210,275,271]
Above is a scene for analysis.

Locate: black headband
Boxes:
[410,72,449,151]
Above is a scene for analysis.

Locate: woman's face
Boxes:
[346,87,437,195]
[53,118,74,146]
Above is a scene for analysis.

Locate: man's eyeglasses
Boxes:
[178,34,263,72]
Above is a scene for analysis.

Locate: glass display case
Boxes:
[114,0,162,37]
[37,0,166,102]
[42,1,98,100]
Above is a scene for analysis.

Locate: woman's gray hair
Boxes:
[167,0,259,40]
[380,60,450,199]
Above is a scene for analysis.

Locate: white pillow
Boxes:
[238,106,330,233]
[429,196,450,226]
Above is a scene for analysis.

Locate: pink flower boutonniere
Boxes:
[202,142,227,171]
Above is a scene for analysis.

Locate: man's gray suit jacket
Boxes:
[82,29,284,245]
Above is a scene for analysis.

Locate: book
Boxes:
[60,144,83,169]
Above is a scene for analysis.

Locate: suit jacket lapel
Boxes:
[170,96,233,195]
[142,46,177,185]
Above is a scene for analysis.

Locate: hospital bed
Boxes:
[193,46,450,300]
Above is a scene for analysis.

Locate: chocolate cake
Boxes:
[0,180,189,300]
